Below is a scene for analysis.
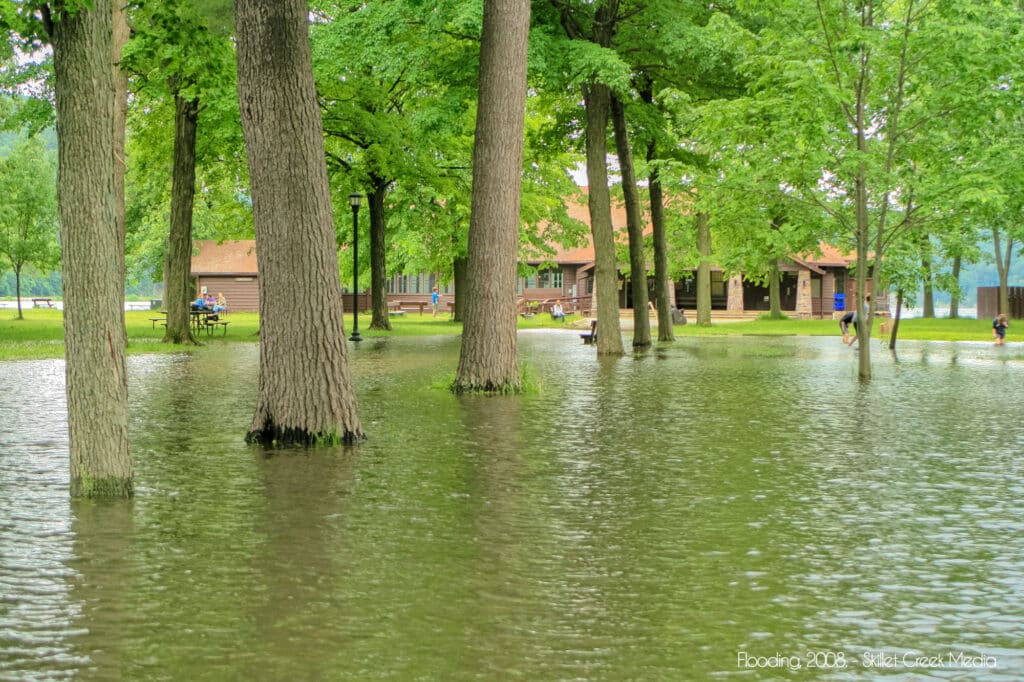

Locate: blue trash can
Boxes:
[833,293,845,311]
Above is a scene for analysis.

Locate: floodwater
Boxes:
[1,332,1022,680]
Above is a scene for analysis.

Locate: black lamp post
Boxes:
[348,192,362,343]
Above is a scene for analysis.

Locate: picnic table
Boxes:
[397,300,429,315]
[152,310,230,336]
[31,298,54,308]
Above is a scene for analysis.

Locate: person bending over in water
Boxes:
[839,310,856,345]
[993,314,1009,345]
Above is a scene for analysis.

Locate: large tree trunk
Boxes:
[163,92,200,345]
[647,147,672,342]
[14,265,23,320]
[454,0,531,392]
[610,96,650,348]
[920,232,935,318]
[768,263,782,319]
[452,255,467,323]
[367,183,391,331]
[112,0,129,321]
[855,159,872,379]
[695,212,711,326]
[889,288,903,350]
[583,83,624,354]
[235,0,362,444]
[639,83,672,342]
[993,228,1012,317]
[49,0,133,496]
[948,255,961,319]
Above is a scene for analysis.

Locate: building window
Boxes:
[811,277,822,298]
[711,271,725,297]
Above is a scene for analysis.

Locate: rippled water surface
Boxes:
[2,333,1023,680]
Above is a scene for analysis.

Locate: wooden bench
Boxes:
[31,298,54,308]
[204,320,230,336]
[580,319,597,344]
[398,300,428,315]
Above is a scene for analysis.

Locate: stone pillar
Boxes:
[796,269,813,318]
[727,274,744,314]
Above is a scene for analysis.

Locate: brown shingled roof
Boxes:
[191,240,258,275]
[797,242,856,267]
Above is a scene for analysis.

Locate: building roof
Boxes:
[522,199,635,265]
[798,242,856,268]
[192,219,855,276]
[191,240,258,276]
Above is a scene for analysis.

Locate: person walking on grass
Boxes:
[431,287,440,318]
[993,313,1009,345]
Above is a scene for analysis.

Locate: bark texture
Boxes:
[768,263,782,319]
[51,0,134,497]
[164,93,200,345]
[695,212,712,326]
[611,96,650,348]
[949,256,961,318]
[235,0,362,443]
[646,144,673,342]
[920,233,935,318]
[583,83,624,354]
[452,256,467,323]
[367,183,391,331]
[112,1,129,318]
[454,0,531,392]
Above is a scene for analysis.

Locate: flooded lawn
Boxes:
[1,332,1022,679]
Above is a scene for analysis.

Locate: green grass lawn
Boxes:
[0,307,1009,361]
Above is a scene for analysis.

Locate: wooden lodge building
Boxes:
[191,203,881,317]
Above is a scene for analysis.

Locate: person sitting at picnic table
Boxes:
[213,292,228,313]
[192,295,207,310]
[551,302,566,322]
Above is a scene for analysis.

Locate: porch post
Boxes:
[796,269,813,318]
[727,274,744,314]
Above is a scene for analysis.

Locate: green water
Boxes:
[1,332,1022,679]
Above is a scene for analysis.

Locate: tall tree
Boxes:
[0,135,59,319]
[312,0,482,333]
[544,0,631,355]
[611,95,651,347]
[454,0,531,392]
[235,0,362,444]
[122,0,238,344]
[44,0,133,496]
[728,0,1006,378]
[165,89,200,343]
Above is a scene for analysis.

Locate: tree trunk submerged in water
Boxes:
[454,0,531,392]
[367,184,391,331]
[49,0,134,496]
[235,0,362,444]
[164,92,200,345]
[611,96,650,348]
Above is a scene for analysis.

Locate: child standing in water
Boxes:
[993,314,1009,345]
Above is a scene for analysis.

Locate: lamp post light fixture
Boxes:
[348,192,363,343]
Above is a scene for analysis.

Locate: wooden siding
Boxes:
[196,276,259,312]
[978,286,1024,319]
